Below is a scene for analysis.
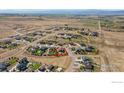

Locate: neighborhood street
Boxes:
[0,30,59,61]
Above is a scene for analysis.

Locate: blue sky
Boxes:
[0,0,124,9]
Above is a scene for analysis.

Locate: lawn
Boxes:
[8,57,19,65]
[33,49,44,56]
[28,63,41,71]
[0,42,18,49]
[48,48,58,56]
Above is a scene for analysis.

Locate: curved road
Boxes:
[0,31,59,61]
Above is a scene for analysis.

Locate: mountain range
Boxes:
[0,9,124,16]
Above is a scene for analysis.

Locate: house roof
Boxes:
[0,62,8,71]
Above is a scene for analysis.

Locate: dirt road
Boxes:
[98,20,111,72]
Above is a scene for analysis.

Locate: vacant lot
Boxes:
[25,55,71,69]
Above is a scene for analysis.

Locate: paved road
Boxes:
[0,31,59,61]
[65,46,77,72]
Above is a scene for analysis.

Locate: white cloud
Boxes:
[0,0,123,9]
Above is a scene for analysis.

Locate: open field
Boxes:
[0,15,124,72]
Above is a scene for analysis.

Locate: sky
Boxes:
[0,0,124,9]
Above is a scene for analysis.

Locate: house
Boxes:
[75,56,92,64]
[11,42,18,46]
[15,35,21,40]
[0,45,7,49]
[56,67,63,72]
[39,64,48,72]
[82,57,92,64]
[57,33,72,39]
[81,56,93,71]
[80,31,89,36]
[16,57,29,72]
[85,46,95,52]
[84,62,93,70]
[57,48,65,53]
[0,62,10,72]
[75,56,93,71]
[47,65,54,71]
[2,39,12,44]
[39,65,46,72]
[79,43,86,50]
[72,35,81,39]
[33,31,43,36]
[40,47,48,51]
[92,32,99,37]
[75,48,85,54]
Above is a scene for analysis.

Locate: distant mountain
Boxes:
[0,9,124,16]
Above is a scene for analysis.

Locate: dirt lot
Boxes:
[100,31,124,72]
